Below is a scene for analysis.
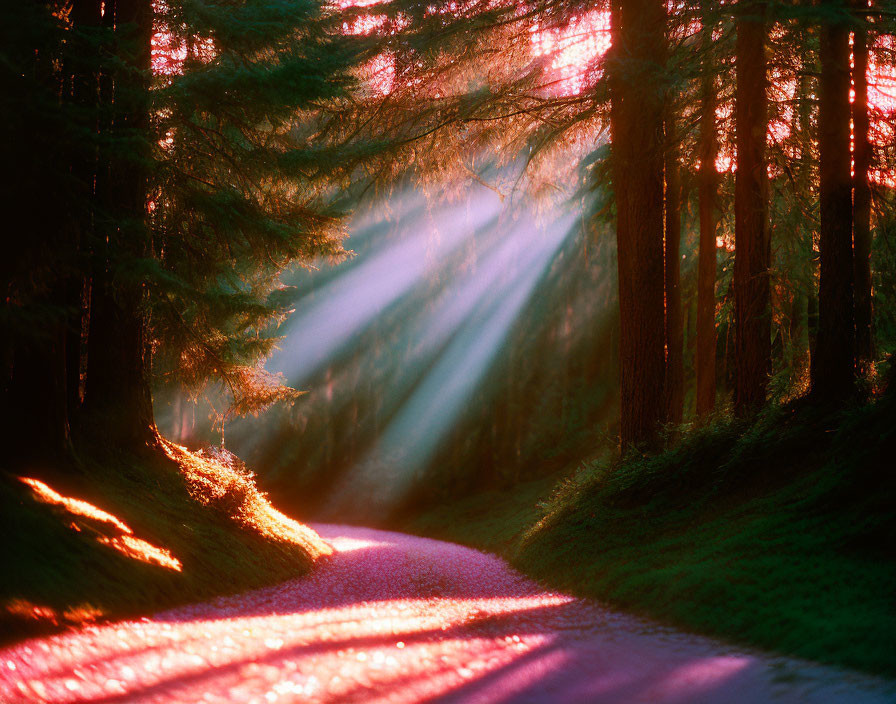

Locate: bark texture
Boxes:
[852,5,874,373]
[609,0,667,447]
[734,3,771,414]
[665,118,684,426]
[812,0,855,401]
[696,21,718,418]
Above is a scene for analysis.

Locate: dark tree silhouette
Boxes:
[82,0,156,444]
[812,0,855,402]
[665,115,684,426]
[696,8,719,418]
[852,1,874,373]
[734,0,770,414]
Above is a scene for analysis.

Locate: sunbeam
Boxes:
[323,209,579,516]
[187,173,621,521]
[268,190,505,387]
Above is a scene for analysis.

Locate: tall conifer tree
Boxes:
[665,114,684,426]
[812,0,855,401]
[696,5,719,418]
[853,0,874,372]
[609,0,668,446]
[734,0,771,413]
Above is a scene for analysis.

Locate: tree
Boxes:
[1,2,86,463]
[81,0,156,445]
[853,0,874,373]
[811,0,855,401]
[665,113,684,426]
[1,0,365,464]
[696,5,719,418]
[734,0,771,414]
[609,0,668,446]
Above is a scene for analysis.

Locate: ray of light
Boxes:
[268,191,505,388]
[323,208,579,516]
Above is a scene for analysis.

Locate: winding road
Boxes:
[1,525,893,703]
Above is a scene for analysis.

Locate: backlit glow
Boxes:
[18,477,183,572]
[529,11,610,95]
[159,439,333,558]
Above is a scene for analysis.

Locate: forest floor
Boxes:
[401,393,896,678]
[2,524,893,704]
[0,436,330,645]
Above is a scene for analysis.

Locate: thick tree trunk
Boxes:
[696,21,718,418]
[664,117,684,426]
[609,0,667,447]
[734,2,771,414]
[852,5,874,373]
[4,318,72,466]
[812,0,855,401]
[83,0,156,445]
[66,0,103,428]
[85,276,155,443]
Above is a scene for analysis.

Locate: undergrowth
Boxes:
[0,435,330,643]
[403,394,896,677]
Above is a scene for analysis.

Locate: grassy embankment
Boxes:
[403,393,896,677]
[0,436,331,643]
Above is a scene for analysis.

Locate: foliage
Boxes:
[402,393,896,676]
[516,394,896,675]
[0,0,377,430]
[147,0,367,414]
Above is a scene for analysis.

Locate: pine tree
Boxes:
[812,0,855,402]
[853,0,874,373]
[1,0,366,462]
[696,4,719,418]
[610,0,668,446]
[734,0,771,414]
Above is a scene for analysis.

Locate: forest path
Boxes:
[1,524,893,704]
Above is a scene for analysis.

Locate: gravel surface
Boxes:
[1,524,893,703]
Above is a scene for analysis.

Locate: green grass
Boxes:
[0,440,329,642]
[405,475,559,554]
[401,395,896,677]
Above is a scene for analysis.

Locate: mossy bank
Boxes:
[401,393,896,677]
[0,436,330,643]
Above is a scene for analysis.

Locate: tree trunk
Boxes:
[83,0,156,445]
[66,0,102,428]
[85,277,155,443]
[664,117,684,426]
[696,16,718,418]
[791,57,814,383]
[852,4,874,373]
[1,9,86,465]
[734,2,771,414]
[812,0,855,401]
[64,280,86,426]
[4,314,72,466]
[609,0,667,447]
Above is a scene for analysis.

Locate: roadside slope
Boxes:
[402,395,896,677]
[0,435,330,643]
